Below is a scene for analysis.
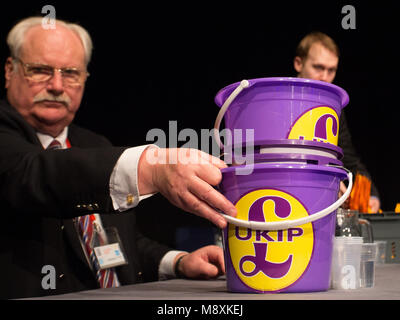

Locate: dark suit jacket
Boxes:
[339,112,379,198]
[0,100,171,299]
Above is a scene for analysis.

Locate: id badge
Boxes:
[92,226,128,270]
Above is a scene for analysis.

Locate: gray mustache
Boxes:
[33,93,71,106]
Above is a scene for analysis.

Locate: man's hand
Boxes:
[369,197,380,213]
[138,148,237,229]
[339,182,381,213]
[174,245,225,279]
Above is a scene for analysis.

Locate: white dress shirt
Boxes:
[37,128,184,280]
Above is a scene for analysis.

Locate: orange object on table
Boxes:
[348,173,372,213]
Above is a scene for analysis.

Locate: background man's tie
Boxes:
[46,139,120,288]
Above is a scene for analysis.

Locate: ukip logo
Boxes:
[287,106,340,145]
[228,189,314,291]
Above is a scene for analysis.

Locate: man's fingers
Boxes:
[189,176,236,216]
[149,148,237,228]
[172,189,227,228]
[181,246,225,279]
[205,246,225,275]
[198,150,228,169]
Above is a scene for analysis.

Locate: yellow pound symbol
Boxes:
[288,106,339,145]
[229,189,314,291]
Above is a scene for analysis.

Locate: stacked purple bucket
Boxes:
[214,77,352,293]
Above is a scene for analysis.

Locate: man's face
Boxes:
[5,24,87,137]
[294,42,338,83]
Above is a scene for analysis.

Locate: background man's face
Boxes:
[294,42,338,83]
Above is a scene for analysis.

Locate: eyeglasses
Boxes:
[13,57,89,87]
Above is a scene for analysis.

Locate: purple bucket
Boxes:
[219,163,349,293]
[214,77,349,148]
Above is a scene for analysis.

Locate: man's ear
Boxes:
[4,57,14,88]
[293,56,303,73]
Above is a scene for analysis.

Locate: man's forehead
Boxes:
[20,24,85,66]
[307,43,338,67]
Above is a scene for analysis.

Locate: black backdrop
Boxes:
[1,2,399,248]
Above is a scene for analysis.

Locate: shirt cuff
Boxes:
[109,144,157,211]
[158,250,188,280]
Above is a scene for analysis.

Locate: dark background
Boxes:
[1,1,399,248]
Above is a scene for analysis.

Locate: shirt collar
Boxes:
[37,127,69,149]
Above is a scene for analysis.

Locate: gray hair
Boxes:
[6,16,93,67]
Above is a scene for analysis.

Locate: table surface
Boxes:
[31,264,400,300]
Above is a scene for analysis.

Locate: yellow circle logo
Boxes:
[287,106,339,145]
[228,189,314,291]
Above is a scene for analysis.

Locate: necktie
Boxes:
[46,139,120,288]
[77,215,120,288]
[47,139,62,150]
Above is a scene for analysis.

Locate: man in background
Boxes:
[293,31,380,212]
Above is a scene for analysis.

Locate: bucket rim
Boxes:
[215,77,349,108]
[227,139,344,159]
[249,154,344,166]
[221,162,348,177]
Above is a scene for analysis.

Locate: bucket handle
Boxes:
[219,166,353,231]
[214,80,250,149]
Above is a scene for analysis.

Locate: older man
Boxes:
[293,31,380,212]
[0,17,233,299]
